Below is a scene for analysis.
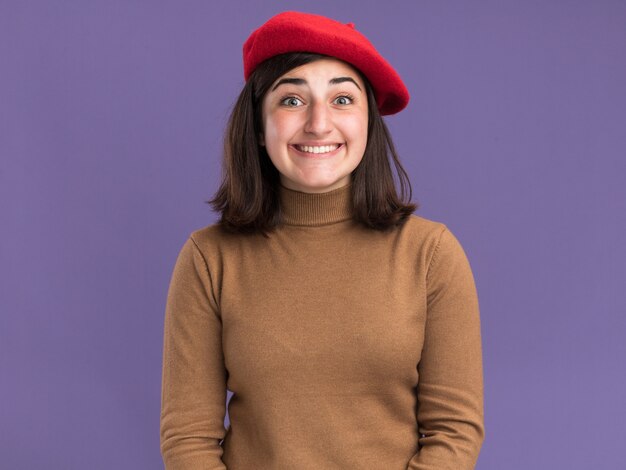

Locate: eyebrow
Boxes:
[271,76,362,92]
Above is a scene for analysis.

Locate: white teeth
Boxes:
[296,144,340,154]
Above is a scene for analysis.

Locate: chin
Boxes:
[287,176,349,193]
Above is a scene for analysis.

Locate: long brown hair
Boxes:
[207,52,418,237]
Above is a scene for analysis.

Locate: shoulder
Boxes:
[168,222,238,286]
[185,222,232,257]
[405,216,476,287]
[400,214,474,275]
[403,213,447,237]
[185,221,263,262]
[397,213,448,252]
[189,221,228,245]
[404,214,469,247]
[167,223,224,271]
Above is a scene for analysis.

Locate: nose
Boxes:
[303,100,332,135]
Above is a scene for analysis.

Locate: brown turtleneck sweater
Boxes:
[160,182,485,469]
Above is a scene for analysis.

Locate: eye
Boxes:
[333,94,355,105]
[280,96,303,107]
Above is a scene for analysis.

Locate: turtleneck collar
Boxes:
[279,181,354,226]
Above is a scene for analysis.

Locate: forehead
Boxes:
[272,58,365,88]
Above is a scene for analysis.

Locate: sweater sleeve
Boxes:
[160,237,228,470]
[406,226,485,470]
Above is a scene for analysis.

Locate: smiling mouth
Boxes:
[292,143,342,155]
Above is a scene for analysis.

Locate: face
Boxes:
[260,58,369,193]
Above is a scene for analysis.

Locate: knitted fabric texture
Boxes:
[160,182,485,469]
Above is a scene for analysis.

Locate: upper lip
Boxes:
[291,142,343,147]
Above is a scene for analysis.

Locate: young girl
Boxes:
[160,11,485,470]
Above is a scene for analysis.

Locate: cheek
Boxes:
[263,113,292,148]
[344,114,369,147]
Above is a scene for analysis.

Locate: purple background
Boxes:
[1,1,624,469]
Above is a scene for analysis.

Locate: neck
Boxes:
[279,182,354,226]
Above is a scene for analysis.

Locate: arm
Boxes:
[160,237,228,470]
[407,227,485,469]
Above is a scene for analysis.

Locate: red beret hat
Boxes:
[242,11,410,115]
